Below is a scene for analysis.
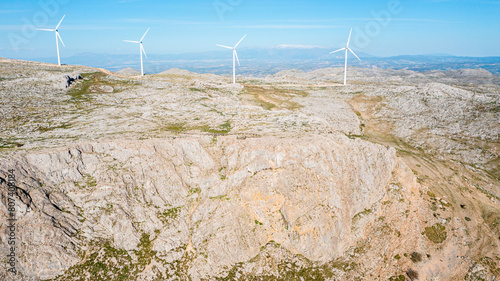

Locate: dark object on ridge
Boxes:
[64,74,82,88]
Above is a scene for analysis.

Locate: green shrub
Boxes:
[410,252,422,263]
[406,269,419,280]
[422,223,447,243]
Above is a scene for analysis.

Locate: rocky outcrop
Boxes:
[160,68,195,76]
[1,58,498,281]
[0,134,420,280]
[269,67,499,85]
[116,68,141,76]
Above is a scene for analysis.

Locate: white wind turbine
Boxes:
[124,28,150,76]
[216,35,246,84]
[37,15,66,66]
[330,28,361,85]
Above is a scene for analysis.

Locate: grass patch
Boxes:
[36,122,72,133]
[189,87,206,92]
[164,123,187,132]
[134,233,157,266]
[86,175,97,188]
[52,233,163,280]
[52,240,133,281]
[189,187,201,194]
[66,72,102,102]
[352,208,372,225]
[74,175,97,190]
[0,141,24,149]
[209,195,229,200]
[217,241,355,280]
[243,85,308,111]
[389,275,405,281]
[66,72,139,102]
[157,206,181,224]
[198,120,232,135]
[439,199,452,207]
[422,223,447,244]
[105,203,113,215]
[482,211,500,237]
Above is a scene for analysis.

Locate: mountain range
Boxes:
[25,46,500,76]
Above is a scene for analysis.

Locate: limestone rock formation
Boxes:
[0,58,499,280]
[116,68,141,76]
[160,68,195,76]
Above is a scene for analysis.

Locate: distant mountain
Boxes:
[418,53,455,57]
[366,55,500,75]
[38,49,500,76]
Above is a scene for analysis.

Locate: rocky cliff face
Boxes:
[1,135,407,279]
[0,58,499,280]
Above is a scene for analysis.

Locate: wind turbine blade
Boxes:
[124,40,140,43]
[141,44,147,59]
[55,15,66,30]
[234,34,247,48]
[57,32,65,47]
[37,28,55,31]
[216,44,233,50]
[348,48,361,61]
[347,28,352,47]
[329,48,345,54]
[140,28,150,42]
[234,50,240,66]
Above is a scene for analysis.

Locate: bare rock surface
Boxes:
[116,67,141,76]
[160,68,195,76]
[271,67,500,85]
[0,58,499,280]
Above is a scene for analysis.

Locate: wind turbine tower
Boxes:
[216,35,246,84]
[330,28,361,85]
[37,15,66,66]
[124,28,150,76]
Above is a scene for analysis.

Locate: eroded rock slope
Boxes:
[0,58,499,280]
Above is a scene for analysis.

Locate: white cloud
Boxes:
[273,44,326,49]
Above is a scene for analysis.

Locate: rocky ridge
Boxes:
[0,58,499,280]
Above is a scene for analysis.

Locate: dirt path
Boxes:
[95,67,143,79]
[95,68,133,79]
[96,68,114,76]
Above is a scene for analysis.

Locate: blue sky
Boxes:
[1,0,499,59]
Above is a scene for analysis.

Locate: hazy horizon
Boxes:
[1,0,500,62]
